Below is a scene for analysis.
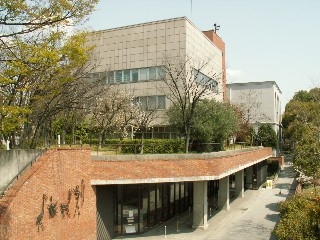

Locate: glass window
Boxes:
[139,96,147,110]
[100,72,107,84]
[155,184,162,224]
[108,71,114,84]
[132,69,139,82]
[149,185,156,227]
[149,67,157,80]
[157,66,165,79]
[157,96,166,109]
[140,68,148,81]
[141,185,149,231]
[123,70,130,82]
[122,184,139,234]
[115,70,122,83]
[147,96,156,110]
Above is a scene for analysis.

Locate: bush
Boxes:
[89,138,185,154]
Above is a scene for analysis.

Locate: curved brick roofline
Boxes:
[90,147,272,185]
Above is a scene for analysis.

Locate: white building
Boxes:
[226,81,282,133]
[86,17,226,138]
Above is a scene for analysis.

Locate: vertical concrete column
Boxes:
[192,181,208,230]
[218,176,230,210]
[235,170,244,198]
[246,166,253,189]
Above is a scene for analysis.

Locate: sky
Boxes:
[83,0,320,112]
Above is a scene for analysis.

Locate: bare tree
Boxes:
[237,89,269,124]
[134,103,159,154]
[90,87,141,148]
[158,56,221,153]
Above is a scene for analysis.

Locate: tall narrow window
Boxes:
[147,96,157,110]
[149,67,157,80]
[157,66,165,79]
[132,69,139,82]
[115,70,122,83]
[139,96,147,110]
[123,70,130,82]
[140,68,148,81]
[108,71,114,84]
[157,96,166,109]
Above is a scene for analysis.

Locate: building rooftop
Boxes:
[226,81,282,94]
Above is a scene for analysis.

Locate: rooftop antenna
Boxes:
[214,23,220,33]
[191,0,193,17]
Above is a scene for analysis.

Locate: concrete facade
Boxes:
[0,149,43,194]
[87,17,226,127]
[0,147,271,239]
[226,81,282,133]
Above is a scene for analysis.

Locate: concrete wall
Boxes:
[0,149,43,193]
[226,81,282,132]
[87,17,224,125]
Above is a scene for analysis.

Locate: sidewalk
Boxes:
[117,161,297,240]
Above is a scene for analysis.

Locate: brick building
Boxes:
[0,147,271,239]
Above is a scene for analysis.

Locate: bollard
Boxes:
[210,207,212,217]
[164,225,167,238]
[177,220,180,232]
[188,206,191,215]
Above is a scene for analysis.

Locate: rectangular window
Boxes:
[123,70,130,82]
[139,96,147,110]
[149,67,157,80]
[115,70,122,83]
[147,96,156,110]
[107,71,114,84]
[157,66,166,79]
[157,96,166,109]
[100,72,107,84]
[140,68,148,81]
[132,69,139,82]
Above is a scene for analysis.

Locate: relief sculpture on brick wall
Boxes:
[36,179,85,232]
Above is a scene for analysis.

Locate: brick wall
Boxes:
[0,147,272,239]
[0,148,96,240]
[202,30,226,101]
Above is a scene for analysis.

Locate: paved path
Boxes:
[117,161,297,240]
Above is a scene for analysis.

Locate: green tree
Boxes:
[275,193,320,240]
[282,88,320,181]
[0,0,99,148]
[254,124,277,148]
[0,0,98,39]
[282,88,320,142]
[167,99,239,151]
[159,56,221,153]
[1,31,97,147]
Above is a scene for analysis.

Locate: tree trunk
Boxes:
[185,131,190,153]
[140,130,145,154]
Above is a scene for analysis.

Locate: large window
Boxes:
[134,95,166,110]
[91,66,164,84]
[194,69,218,92]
